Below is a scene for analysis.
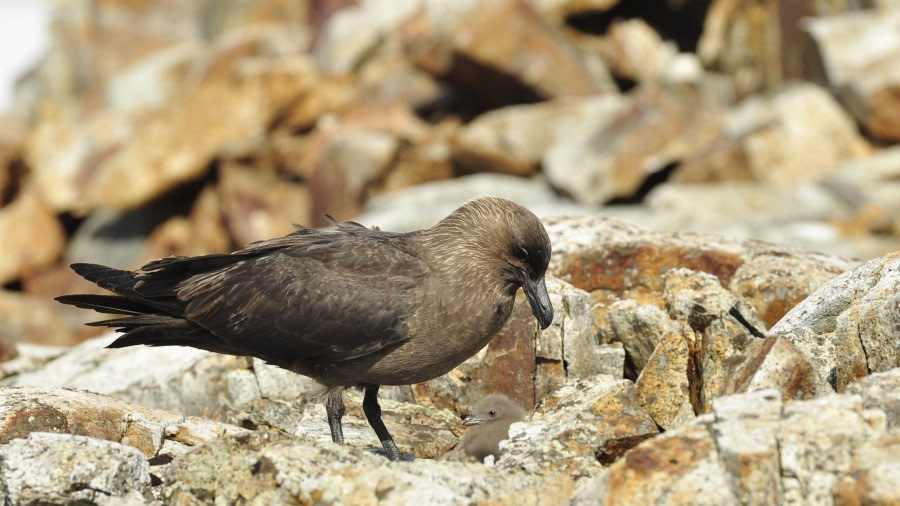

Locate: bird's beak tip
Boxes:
[524,277,553,330]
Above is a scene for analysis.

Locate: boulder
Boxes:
[0,183,65,285]
[544,80,734,205]
[805,9,900,142]
[163,430,574,504]
[0,432,150,505]
[499,375,659,477]
[589,377,898,505]
[453,95,627,177]
[0,386,246,458]
[673,83,870,185]
[400,0,613,105]
[26,31,319,213]
[771,251,900,392]
[545,214,853,331]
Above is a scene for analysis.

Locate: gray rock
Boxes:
[353,173,593,232]
[607,301,674,373]
[0,386,246,458]
[3,333,233,416]
[0,432,150,505]
[594,344,625,379]
[674,82,870,186]
[593,378,899,505]
[846,368,900,428]
[251,357,311,402]
[544,80,733,205]
[313,0,424,75]
[163,429,574,505]
[771,251,900,391]
[805,9,900,142]
[711,390,784,504]
[498,375,658,477]
[455,95,627,177]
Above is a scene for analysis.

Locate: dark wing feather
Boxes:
[55,294,158,316]
[167,231,427,365]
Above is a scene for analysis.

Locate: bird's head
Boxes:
[498,208,553,330]
[429,196,554,329]
[463,393,528,426]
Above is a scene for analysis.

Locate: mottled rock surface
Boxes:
[545,214,853,331]
[771,251,900,391]
[0,432,150,505]
[0,387,246,458]
[3,0,900,503]
[499,375,658,477]
[806,9,900,142]
[585,374,899,505]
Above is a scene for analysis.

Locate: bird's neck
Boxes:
[416,222,506,285]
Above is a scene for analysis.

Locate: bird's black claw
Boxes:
[366,441,416,462]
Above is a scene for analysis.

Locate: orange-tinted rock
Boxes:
[217,162,312,247]
[26,29,320,214]
[401,0,613,105]
[143,185,232,261]
[599,422,737,504]
[0,183,65,285]
[500,375,659,477]
[674,83,870,185]
[635,326,694,430]
[805,9,900,142]
[546,214,851,332]
[544,80,734,205]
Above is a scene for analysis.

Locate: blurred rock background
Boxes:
[0,0,899,349]
[0,2,899,503]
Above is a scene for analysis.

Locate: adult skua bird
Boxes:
[57,197,553,460]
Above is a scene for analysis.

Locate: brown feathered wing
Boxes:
[59,224,428,369]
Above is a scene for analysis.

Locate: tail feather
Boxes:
[60,260,251,358]
[86,314,176,329]
[55,294,156,316]
[66,263,182,315]
[107,323,244,356]
[71,263,140,295]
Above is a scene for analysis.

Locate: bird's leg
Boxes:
[325,389,345,445]
[362,384,414,461]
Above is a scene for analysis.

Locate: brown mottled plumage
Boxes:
[56,196,553,461]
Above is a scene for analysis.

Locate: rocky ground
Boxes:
[0,0,899,504]
[1,216,898,504]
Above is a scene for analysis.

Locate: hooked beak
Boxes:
[523,276,553,330]
[463,416,482,426]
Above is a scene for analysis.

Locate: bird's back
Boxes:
[58,222,430,375]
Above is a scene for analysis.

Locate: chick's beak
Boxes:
[463,416,483,426]
[523,276,553,330]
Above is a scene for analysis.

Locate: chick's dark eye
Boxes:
[489,410,496,417]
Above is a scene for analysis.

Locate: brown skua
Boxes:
[56,196,553,460]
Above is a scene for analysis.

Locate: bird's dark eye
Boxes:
[489,410,496,417]
[514,247,529,261]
